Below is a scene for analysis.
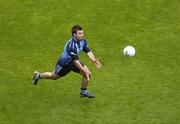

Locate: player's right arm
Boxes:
[67,41,90,80]
[73,60,91,80]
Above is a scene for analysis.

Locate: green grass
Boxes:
[0,0,180,124]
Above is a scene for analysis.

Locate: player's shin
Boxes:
[81,76,88,88]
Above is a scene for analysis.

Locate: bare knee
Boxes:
[51,74,60,80]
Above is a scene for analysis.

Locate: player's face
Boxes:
[75,30,84,41]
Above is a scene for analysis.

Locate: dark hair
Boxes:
[71,25,83,36]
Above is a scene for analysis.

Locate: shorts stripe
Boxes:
[55,65,62,74]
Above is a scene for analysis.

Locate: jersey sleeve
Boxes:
[83,40,91,53]
[67,42,79,60]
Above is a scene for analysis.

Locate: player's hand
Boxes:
[94,58,102,69]
[82,68,91,81]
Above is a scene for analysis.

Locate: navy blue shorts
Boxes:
[54,61,84,77]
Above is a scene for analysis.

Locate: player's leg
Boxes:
[72,62,95,98]
[32,64,71,85]
[79,66,95,98]
[32,71,60,85]
[80,65,91,88]
[39,72,60,80]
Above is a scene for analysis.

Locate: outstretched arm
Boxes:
[87,51,102,69]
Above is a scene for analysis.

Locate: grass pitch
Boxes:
[0,0,179,124]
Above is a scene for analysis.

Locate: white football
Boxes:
[123,46,135,57]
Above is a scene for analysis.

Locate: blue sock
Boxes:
[38,73,41,79]
[81,88,87,94]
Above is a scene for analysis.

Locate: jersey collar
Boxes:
[72,36,84,45]
[72,36,77,42]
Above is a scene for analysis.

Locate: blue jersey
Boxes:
[57,37,90,66]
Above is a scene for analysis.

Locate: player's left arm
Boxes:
[83,40,102,69]
[87,51,102,69]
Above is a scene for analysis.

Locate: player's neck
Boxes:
[73,36,81,42]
